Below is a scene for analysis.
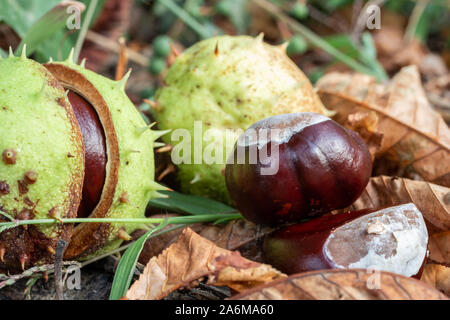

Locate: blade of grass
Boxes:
[404,0,429,43]
[251,0,388,81]
[15,1,86,57]
[73,0,98,63]
[109,221,168,300]
[157,0,213,39]
[359,32,388,81]
[0,212,243,229]
[149,190,237,215]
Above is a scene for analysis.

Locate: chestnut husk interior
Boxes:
[44,63,120,260]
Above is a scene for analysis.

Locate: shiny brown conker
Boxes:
[262,203,428,278]
[225,112,372,224]
[67,91,107,218]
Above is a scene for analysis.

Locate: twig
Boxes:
[54,240,68,300]
[351,0,386,43]
[0,261,80,290]
[115,37,129,80]
[306,4,348,33]
[85,31,149,67]
[351,0,364,31]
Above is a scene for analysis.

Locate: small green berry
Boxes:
[152,36,172,58]
[286,35,308,56]
[149,57,167,75]
[291,3,309,20]
[215,0,232,16]
[140,87,156,99]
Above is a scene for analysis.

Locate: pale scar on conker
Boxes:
[263,203,428,278]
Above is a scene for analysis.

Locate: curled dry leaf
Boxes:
[125,228,284,300]
[137,217,274,265]
[339,176,450,233]
[316,66,450,187]
[428,231,450,265]
[420,264,450,296]
[232,269,448,300]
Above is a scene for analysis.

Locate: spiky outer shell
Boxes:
[45,61,162,260]
[155,35,332,203]
[0,56,84,271]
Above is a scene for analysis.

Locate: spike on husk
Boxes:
[135,122,157,136]
[20,44,27,59]
[117,68,132,90]
[278,42,289,52]
[66,48,75,64]
[152,129,171,141]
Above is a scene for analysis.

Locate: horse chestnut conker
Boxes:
[155,35,333,204]
[262,203,428,278]
[67,91,107,219]
[0,49,166,271]
[225,112,372,224]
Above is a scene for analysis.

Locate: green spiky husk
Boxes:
[51,60,165,259]
[155,35,332,203]
[0,56,83,236]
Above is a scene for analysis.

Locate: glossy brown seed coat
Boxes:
[67,91,107,218]
[225,113,372,224]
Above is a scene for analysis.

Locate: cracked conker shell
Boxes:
[225,112,372,224]
[0,55,84,271]
[44,59,165,261]
[263,203,428,278]
[0,51,165,271]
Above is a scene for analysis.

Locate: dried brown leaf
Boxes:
[138,218,274,265]
[316,66,450,187]
[428,231,450,265]
[125,228,285,300]
[420,264,450,296]
[232,269,448,300]
[339,176,450,233]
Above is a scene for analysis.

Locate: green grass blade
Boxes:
[15,1,86,57]
[73,0,97,63]
[109,221,168,300]
[251,0,388,81]
[157,0,213,39]
[0,0,60,37]
[149,190,237,215]
[360,32,388,81]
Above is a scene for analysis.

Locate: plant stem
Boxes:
[404,0,429,43]
[157,0,212,39]
[0,212,243,229]
[251,0,387,81]
[73,0,98,63]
